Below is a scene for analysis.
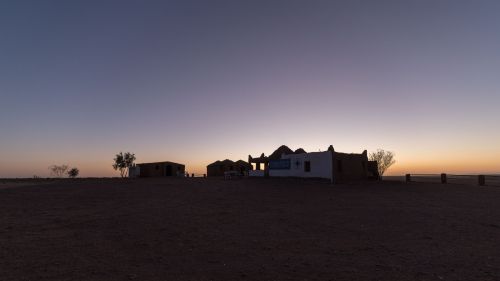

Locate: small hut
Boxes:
[134,161,185,177]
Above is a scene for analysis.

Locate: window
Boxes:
[337,160,342,172]
[304,161,311,172]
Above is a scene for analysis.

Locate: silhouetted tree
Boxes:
[369,149,396,178]
[68,168,79,178]
[113,152,136,178]
[49,164,69,178]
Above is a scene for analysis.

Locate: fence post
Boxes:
[478,175,485,186]
[406,174,411,182]
[441,173,447,184]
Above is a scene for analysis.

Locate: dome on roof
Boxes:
[207,160,221,167]
[269,145,294,160]
[294,148,306,154]
[236,160,252,168]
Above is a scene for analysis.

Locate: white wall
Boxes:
[269,151,332,180]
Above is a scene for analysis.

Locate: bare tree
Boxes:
[113,152,136,178]
[68,168,79,178]
[49,164,69,178]
[369,149,396,178]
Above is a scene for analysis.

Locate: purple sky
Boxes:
[1,0,499,177]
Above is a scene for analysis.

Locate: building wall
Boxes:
[269,151,333,180]
[138,162,185,177]
[367,161,380,179]
[207,164,251,177]
[129,166,140,178]
[332,152,368,182]
[207,165,224,177]
[267,150,370,182]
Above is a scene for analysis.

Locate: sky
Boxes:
[1,0,499,177]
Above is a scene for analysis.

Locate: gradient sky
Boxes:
[1,0,499,177]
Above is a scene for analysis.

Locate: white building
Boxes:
[249,145,378,183]
[269,151,333,180]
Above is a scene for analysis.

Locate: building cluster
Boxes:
[129,145,379,183]
[206,159,252,177]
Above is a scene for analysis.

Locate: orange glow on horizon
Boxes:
[2,150,498,178]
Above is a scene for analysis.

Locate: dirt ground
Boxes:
[0,178,499,281]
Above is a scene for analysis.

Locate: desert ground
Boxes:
[1,178,499,281]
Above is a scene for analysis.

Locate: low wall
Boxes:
[249,170,265,177]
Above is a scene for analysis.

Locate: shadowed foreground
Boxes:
[1,178,499,281]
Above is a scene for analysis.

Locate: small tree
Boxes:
[369,149,396,178]
[113,152,136,178]
[49,164,69,178]
[68,168,79,178]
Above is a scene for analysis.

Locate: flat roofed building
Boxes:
[250,145,379,182]
[133,161,185,178]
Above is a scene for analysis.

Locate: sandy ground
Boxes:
[1,178,499,281]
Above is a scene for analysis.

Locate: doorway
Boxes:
[165,165,172,176]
